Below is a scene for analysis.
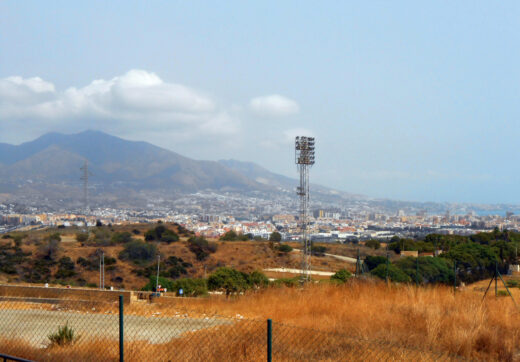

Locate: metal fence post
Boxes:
[453,261,457,293]
[267,319,272,362]
[119,295,124,362]
[385,251,389,283]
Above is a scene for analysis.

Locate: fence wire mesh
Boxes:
[0,293,462,361]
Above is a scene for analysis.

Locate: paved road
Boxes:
[292,248,357,264]
[264,267,334,276]
[0,309,231,347]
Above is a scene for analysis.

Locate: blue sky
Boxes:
[0,1,519,204]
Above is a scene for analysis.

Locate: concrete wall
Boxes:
[0,285,133,304]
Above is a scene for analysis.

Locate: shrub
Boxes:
[371,264,411,283]
[145,226,179,243]
[136,256,192,279]
[277,244,293,253]
[111,232,133,244]
[132,229,140,235]
[507,280,519,288]
[248,270,269,288]
[188,236,217,261]
[311,245,327,256]
[331,269,351,283]
[142,276,208,296]
[54,256,76,279]
[395,256,454,285]
[365,239,381,250]
[272,277,299,288]
[48,323,79,347]
[118,240,157,264]
[75,233,89,243]
[208,267,249,295]
[364,255,387,271]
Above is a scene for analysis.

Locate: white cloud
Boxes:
[249,94,299,117]
[0,70,235,139]
[260,127,314,150]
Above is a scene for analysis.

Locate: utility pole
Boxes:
[99,251,105,290]
[155,255,161,293]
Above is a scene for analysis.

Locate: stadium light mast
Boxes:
[295,136,315,282]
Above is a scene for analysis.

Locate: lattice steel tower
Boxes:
[295,136,315,281]
[80,160,91,215]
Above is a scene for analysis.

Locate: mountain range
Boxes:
[0,130,356,209]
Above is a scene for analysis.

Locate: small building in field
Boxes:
[400,250,418,258]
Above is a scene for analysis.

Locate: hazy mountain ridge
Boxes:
[0,131,269,193]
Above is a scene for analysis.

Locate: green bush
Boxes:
[330,269,351,283]
[371,263,411,283]
[48,323,79,347]
[111,232,133,244]
[248,270,269,288]
[118,240,157,264]
[364,255,387,271]
[311,245,327,256]
[506,280,519,288]
[271,277,299,288]
[208,267,249,295]
[54,256,76,279]
[394,257,454,285]
[145,226,179,243]
[188,236,217,261]
[277,244,293,253]
[365,239,381,250]
[75,233,89,243]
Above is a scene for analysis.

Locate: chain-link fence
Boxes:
[0,293,461,361]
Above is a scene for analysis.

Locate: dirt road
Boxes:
[0,308,231,347]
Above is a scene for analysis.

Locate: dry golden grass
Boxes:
[1,281,519,360]
[150,281,520,360]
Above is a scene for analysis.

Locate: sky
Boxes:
[0,1,519,204]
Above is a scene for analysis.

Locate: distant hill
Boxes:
[0,130,263,192]
[219,159,363,200]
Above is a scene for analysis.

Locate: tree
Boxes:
[330,269,351,283]
[208,267,249,296]
[269,231,282,242]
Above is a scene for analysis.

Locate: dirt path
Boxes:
[0,308,231,347]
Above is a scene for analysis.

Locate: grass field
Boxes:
[1,280,518,361]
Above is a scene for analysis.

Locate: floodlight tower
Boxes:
[295,136,315,282]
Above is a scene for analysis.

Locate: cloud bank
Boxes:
[0,70,305,161]
[0,70,238,139]
[249,94,300,117]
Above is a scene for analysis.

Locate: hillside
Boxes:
[0,131,261,192]
[0,223,354,290]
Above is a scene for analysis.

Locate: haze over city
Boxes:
[1,1,519,204]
